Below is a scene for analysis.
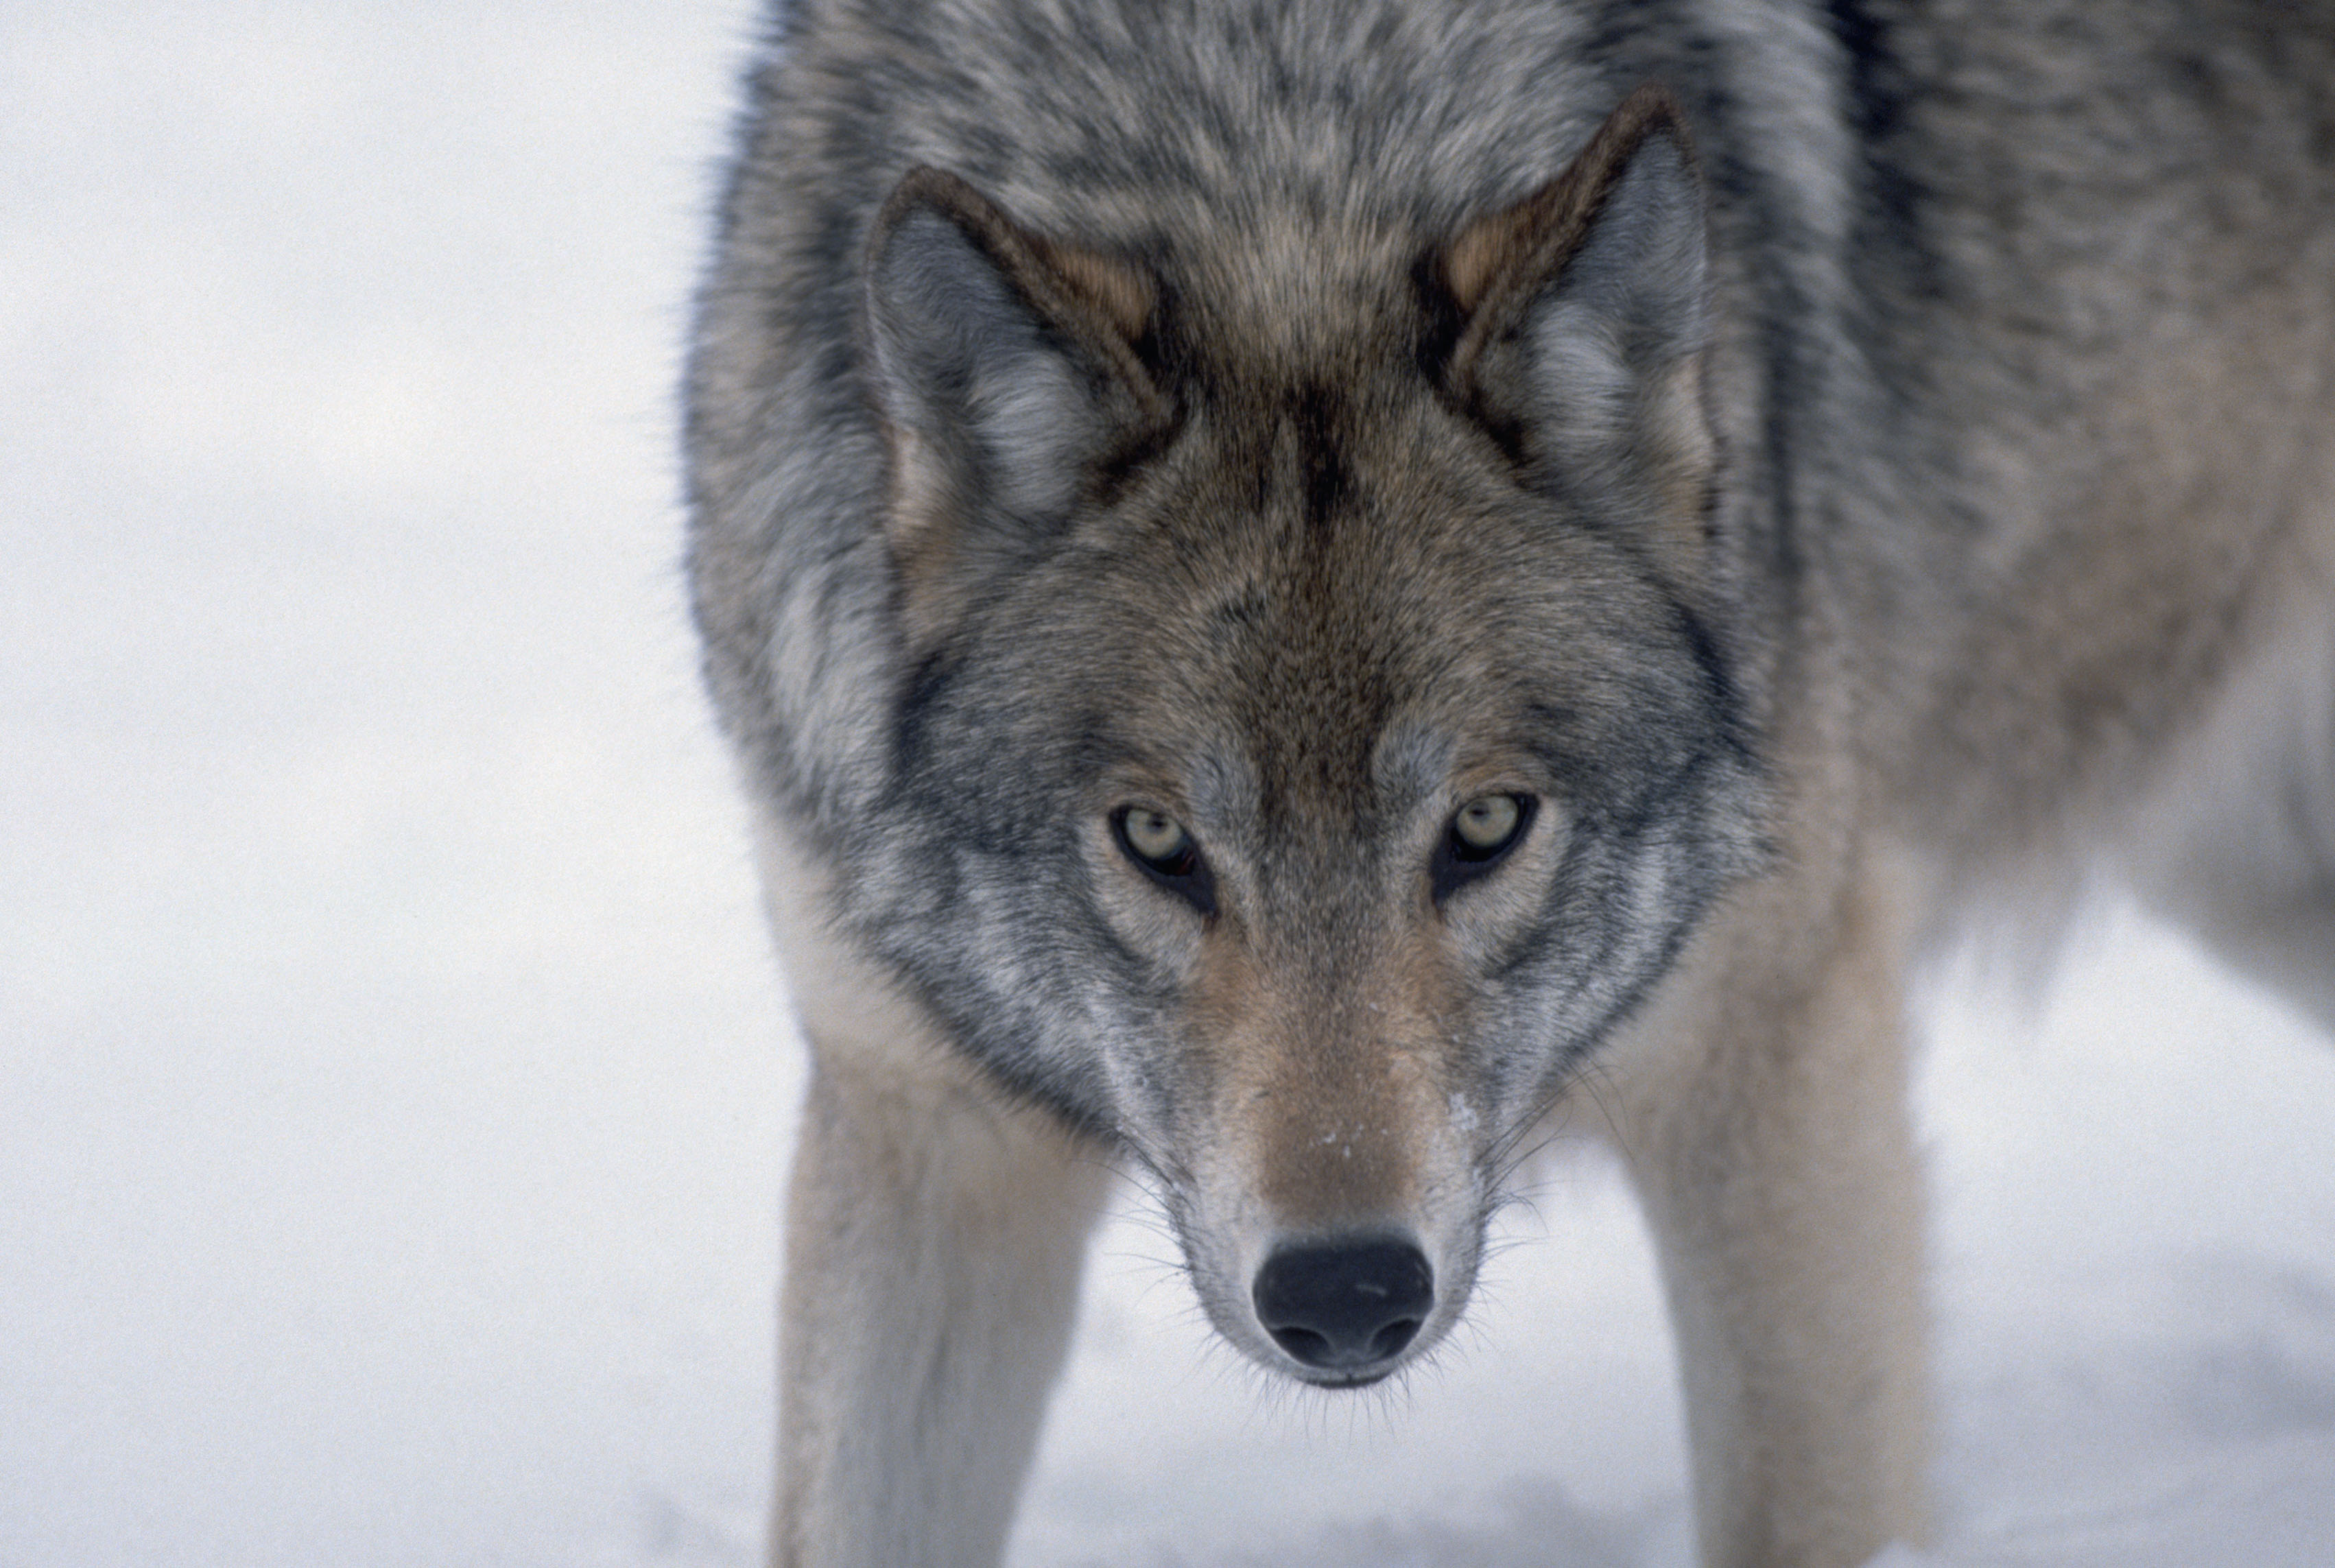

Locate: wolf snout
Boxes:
[1251,1234,1434,1379]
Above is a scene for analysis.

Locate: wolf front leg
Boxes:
[772,1047,1107,1568]
[1612,849,1932,1568]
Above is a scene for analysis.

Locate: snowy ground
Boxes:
[4,6,2332,1566]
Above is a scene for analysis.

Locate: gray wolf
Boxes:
[683,1,2335,1563]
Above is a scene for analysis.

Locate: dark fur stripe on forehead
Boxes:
[1292,383,1351,529]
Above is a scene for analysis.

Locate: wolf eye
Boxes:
[1119,807,1189,865]
[1112,806,1217,916]
[1432,793,1536,904]
[1454,795,1523,853]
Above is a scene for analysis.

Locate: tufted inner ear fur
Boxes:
[863,167,1170,643]
[1438,84,1717,565]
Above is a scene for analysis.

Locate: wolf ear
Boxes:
[864,167,1170,638]
[1438,85,1716,560]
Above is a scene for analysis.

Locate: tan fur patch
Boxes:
[1038,238,1157,347]
[1188,915,1462,1233]
[877,425,967,651]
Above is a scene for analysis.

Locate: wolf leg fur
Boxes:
[757,824,1109,1568]
[772,1052,1104,1568]
[1611,848,1931,1568]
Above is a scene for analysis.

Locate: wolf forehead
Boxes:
[903,403,1740,822]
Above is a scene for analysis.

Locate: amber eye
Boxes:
[1111,806,1216,916]
[1453,794,1523,855]
[1432,793,1536,904]
[1120,807,1190,867]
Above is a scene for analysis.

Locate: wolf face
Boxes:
[841,88,1766,1387]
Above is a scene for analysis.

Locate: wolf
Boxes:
[683,1,2335,1563]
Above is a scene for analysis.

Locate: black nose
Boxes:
[1252,1236,1434,1373]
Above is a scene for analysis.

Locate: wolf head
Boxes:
[852,86,1765,1386]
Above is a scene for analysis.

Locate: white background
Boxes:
[4,5,2331,1565]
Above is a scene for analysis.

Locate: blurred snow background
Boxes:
[2,5,2330,1565]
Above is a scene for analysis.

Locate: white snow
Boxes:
[3,5,2330,1565]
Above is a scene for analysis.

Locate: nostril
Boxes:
[1252,1235,1434,1373]
[1268,1325,1334,1364]
[1368,1315,1421,1359]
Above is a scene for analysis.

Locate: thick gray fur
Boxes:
[685,3,2335,1565]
